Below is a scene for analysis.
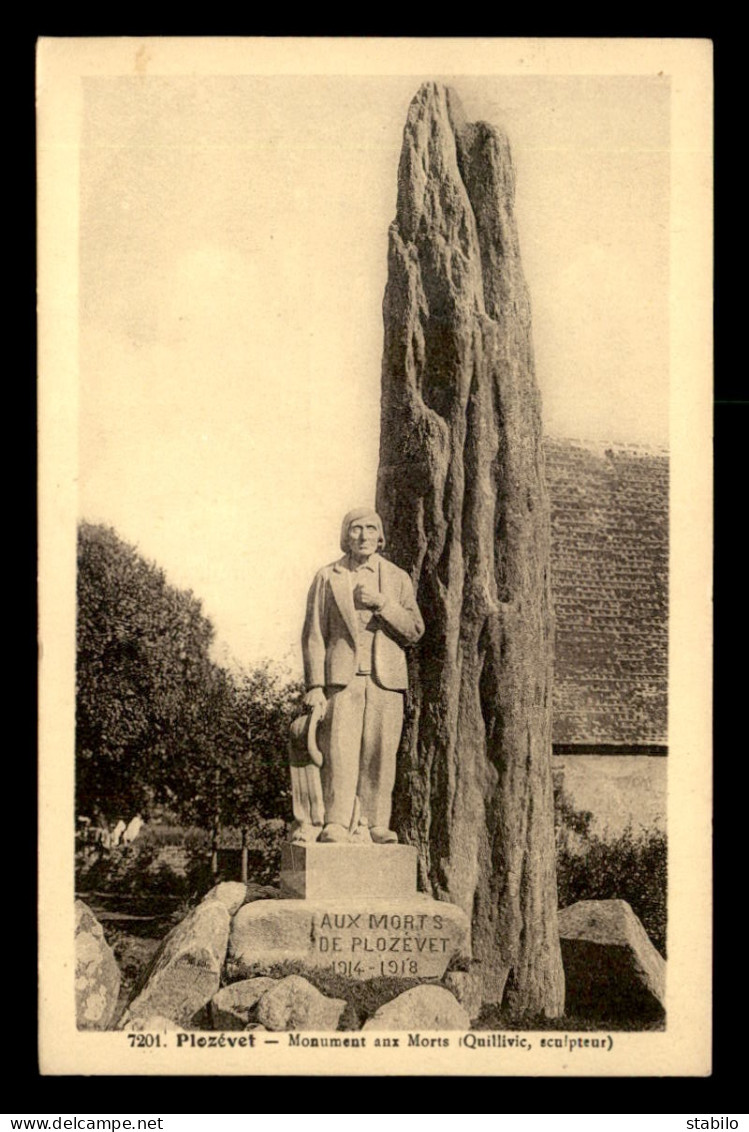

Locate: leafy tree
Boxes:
[226,662,303,824]
[76,522,224,823]
[166,660,303,833]
[77,521,304,857]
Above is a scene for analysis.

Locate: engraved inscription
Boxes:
[313,909,453,978]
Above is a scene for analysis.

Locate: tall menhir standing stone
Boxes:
[376,83,564,1017]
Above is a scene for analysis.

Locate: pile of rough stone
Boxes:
[75,886,665,1032]
[75,884,479,1033]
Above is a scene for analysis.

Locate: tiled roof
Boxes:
[545,437,668,745]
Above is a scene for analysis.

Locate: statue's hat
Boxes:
[288,701,324,768]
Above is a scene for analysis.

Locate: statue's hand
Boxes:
[354,582,384,611]
[303,687,327,713]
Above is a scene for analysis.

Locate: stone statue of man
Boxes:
[297,507,424,845]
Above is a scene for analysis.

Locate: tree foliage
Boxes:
[77,522,221,821]
[76,522,302,833]
[229,663,302,823]
[554,776,667,957]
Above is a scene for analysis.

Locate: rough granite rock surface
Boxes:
[118,901,230,1027]
[210,977,277,1030]
[226,896,469,981]
[202,882,249,917]
[75,899,121,1031]
[255,975,347,1032]
[376,81,564,1016]
[557,898,666,1020]
[121,1014,191,1033]
[363,985,470,1031]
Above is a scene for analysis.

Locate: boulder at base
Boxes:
[119,901,231,1028]
[210,978,277,1030]
[255,975,347,1031]
[363,986,470,1031]
[201,882,248,917]
[121,1015,190,1033]
[75,900,121,1030]
[227,896,470,981]
[558,898,666,1020]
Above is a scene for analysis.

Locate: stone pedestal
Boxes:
[280,843,417,899]
[228,843,471,982]
[227,895,470,982]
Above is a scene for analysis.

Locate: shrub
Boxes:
[76,824,213,904]
[554,777,667,957]
[245,817,286,886]
[75,815,287,902]
[76,843,158,896]
[207,818,287,888]
[136,824,188,848]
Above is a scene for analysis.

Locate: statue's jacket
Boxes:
[303,554,424,691]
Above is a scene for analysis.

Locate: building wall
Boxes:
[545,437,669,746]
[555,754,666,838]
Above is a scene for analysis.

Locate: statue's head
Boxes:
[340,507,385,557]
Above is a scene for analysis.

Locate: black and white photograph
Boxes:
[37,36,712,1077]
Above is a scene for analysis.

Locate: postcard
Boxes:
[37,36,712,1076]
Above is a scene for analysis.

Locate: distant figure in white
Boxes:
[122,815,143,844]
[289,508,424,846]
[110,819,127,847]
[101,815,143,847]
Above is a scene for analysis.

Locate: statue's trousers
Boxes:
[320,675,404,829]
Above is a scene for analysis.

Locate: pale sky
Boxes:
[78,73,670,672]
